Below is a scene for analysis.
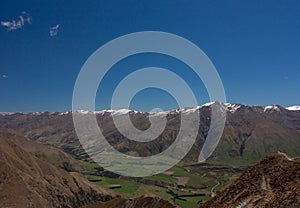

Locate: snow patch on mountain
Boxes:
[201,102,215,107]
[150,111,169,116]
[200,102,241,113]
[224,103,242,113]
[75,110,90,114]
[180,106,201,115]
[110,109,132,116]
[264,105,281,112]
[0,112,15,115]
[286,106,300,111]
[59,111,70,115]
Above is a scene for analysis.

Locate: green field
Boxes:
[84,163,228,208]
[145,173,177,184]
[88,175,140,197]
[88,174,211,208]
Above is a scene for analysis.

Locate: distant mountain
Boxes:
[0,103,300,166]
[199,153,300,208]
[0,127,116,207]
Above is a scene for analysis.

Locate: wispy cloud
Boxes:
[1,11,32,31]
[49,24,60,36]
[2,75,8,78]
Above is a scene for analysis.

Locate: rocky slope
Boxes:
[0,128,116,208]
[199,153,300,208]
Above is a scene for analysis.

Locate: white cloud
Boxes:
[49,24,60,36]
[0,11,32,31]
[2,75,8,78]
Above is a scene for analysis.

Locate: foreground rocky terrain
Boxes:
[199,153,300,208]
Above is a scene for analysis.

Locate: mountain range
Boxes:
[0,103,299,166]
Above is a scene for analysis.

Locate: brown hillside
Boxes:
[0,126,85,172]
[0,128,116,208]
[199,153,300,208]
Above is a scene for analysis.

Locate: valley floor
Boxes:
[83,162,247,208]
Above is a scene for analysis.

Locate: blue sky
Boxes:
[0,0,299,112]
